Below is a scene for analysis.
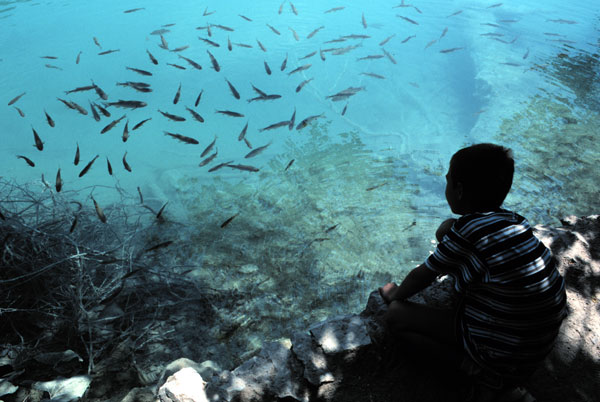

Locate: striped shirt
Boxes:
[425,210,566,377]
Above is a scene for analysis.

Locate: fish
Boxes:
[289,108,296,130]
[147,49,158,64]
[98,49,120,55]
[296,78,313,92]
[74,143,80,165]
[159,35,169,50]
[296,113,325,130]
[158,110,186,122]
[117,81,152,93]
[122,120,129,142]
[40,55,58,59]
[17,155,35,167]
[278,1,284,14]
[44,110,55,127]
[156,202,168,220]
[211,23,234,32]
[523,48,530,59]
[440,47,464,53]
[69,215,78,233]
[243,137,252,149]
[94,102,110,117]
[207,50,220,72]
[487,2,503,8]
[178,55,202,70]
[101,115,126,134]
[239,14,252,21]
[425,39,437,49]
[290,2,298,15]
[106,157,113,175]
[325,224,339,233]
[65,85,96,94]
[199,37,220,47]
[137,187,144,203]
[195,90,204,106]
[440,27,449,40]
[397,15,419,25]
[32,127,43,151]
[257,39,267,52]
[288,64,311,75]
[546,19,577,24]
[151,28,170,35]
[227,164,259,172]
[8,92,26,106]
[284,159,294,171]
[45,64,63,70]
[79,155,99,177]
[341,34,370,39]
[124,7,145,13]
[366,182,387,191]
[184,107,203,123]
[201,136,217,157]
[13,107,25,117]
[225,79,240,99]
[216,110,244,117]
[379,34,395,46]
[247,94,281,102]
[361,72,385,79]
[170,45,189,52]
[259,120,291,132]
[227,36,232,51]
[382,48,396,64]
[122,152,132,172]
[164,132,199,144]
[401,35,416,43]
[341,103,348,115]
[447,10,462,17]
[300,51,317,60]
[70,101,89,115]
[144,241,174,252]
[325,7,345,13]
[245,141,271,158]
[55,168,62,192]
[220,213,239,228]
[92,81,108,100]
[167,63,187,70]
[251,84,268,97]
[199,149,218,167]
[319,48,326,61]
[126,66,152,76]
[92,197,107,223]
[267,23,281,35]
[330,44,361,55]
[132,118,152,130]
[307,26,324,39]
[93,37,102,48]
[289,26,300,41]
[203,7,214,16]
[264,61,271,75]
[357,54,384,60]
[173,83,181,104]
[106,100,147,109]
[281,53,288,71]
[481,23,500,28]
[208,160,234,172]
[362,13,367,29]
[238,121,249,141]
[499,19,519,23]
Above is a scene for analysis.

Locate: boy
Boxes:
[379,143,566,401]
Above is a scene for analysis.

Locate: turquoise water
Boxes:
[1,0,599,370]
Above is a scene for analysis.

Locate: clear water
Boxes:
[1,0,599,369]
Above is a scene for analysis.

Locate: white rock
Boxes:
[32,375,91,402]
[309,315,371,354]
[157,367,208,402]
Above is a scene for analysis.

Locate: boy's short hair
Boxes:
[450,143,514,210]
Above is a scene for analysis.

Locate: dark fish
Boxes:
[57,97,76,110]
[307,26,325,39]
[523,48,530,59]
[137,186,144,203]
[278,1,284,14]
[92,81,108,100]
[124,7,144,13]
[325,6,345,13]
[106,100,147,109]
[341,103,348,115]
[227,36,232,51]
[220,213,239,228]
[145,240,174,252]
[203,7,215,16]
[199,149,218,166]
[325,224,339,233]
[239,14,252,21]
[167,63,186,70]
[290,2,298,15]
[341,34,370,39]
[186,107,204,122]
[101,115,126,134]
[147,49,158,64]
[195,89,204,107]
[382,48,396,64]
[178,55,202,70]
[93,37,101,48]
[71,101,89,115]
[251,84,268,97]
[159,34,169,50]
[397,15,419,25]
[362,12,367,28]
[44,110,55,127]
[208,160,234,172]
[69,215,78,233]
[164,132,199,144]
[170,45,190,52]
[245,141,271,158]
[296,78,313,92]
[14,106,25,117]
[158,110,186,121]
[234,42,253,48]
[320,48,326,61]
[259,120,290,132]
[257,39,267,52]
[300,51,317,60]
[487,2,503,8]
[8,92,26,106]
[212,23,234,32]
[45,64,63,70]
[122,120,129,142]
[216,110,244,117]
[126,66,153,76]
[296,113,325,130]
[439,47,464,53]
[32,127,43,151]
[238,121,248,141]
[91,197,107,223]
[17,155,35,167]
[117,81,152,93]
[326,86,365,101]
[289,108,296,130]
[284,159,294,171]
[361,72,385,79]
[447,10,462,17]
[65,85,96,95]
[264,61,271,75]
[247,94,281,102]
[132,118,152,130]
[357,54,384,60]
[156,201,168,220]
[74,143,80,165]
[55,168,62,192]
[122,151,132,172]
[151,28,170,36]
[201,136,217,157]
[227,164,259,172]
[199,37,220,47]
[106,157,113,175]
[173,83,182,104]
[288,64,311,75]
[225,79,240,99]
[40,55,58,59]
[207,50,220,72]
[267,24,281,35]
[281,53,288,71]
[440,27,449,40]
[243,137,252,149]
[79,155,99,177]
[366,182,387,191]
[401,35,416,43]
[98,49,120,55]
[95,102,110,117]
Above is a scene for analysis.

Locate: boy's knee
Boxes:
[384,300,410,333]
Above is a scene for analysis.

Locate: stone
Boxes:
[31,375,91,402]
[291,330,333,386]
[308,315,371,355]
[156,367,208,402]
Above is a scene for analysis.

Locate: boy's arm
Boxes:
[379,263,438,304]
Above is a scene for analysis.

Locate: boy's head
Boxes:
[446,143,514,214]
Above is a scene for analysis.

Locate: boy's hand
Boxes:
[436,218,456,242]
[379,282,398,304]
